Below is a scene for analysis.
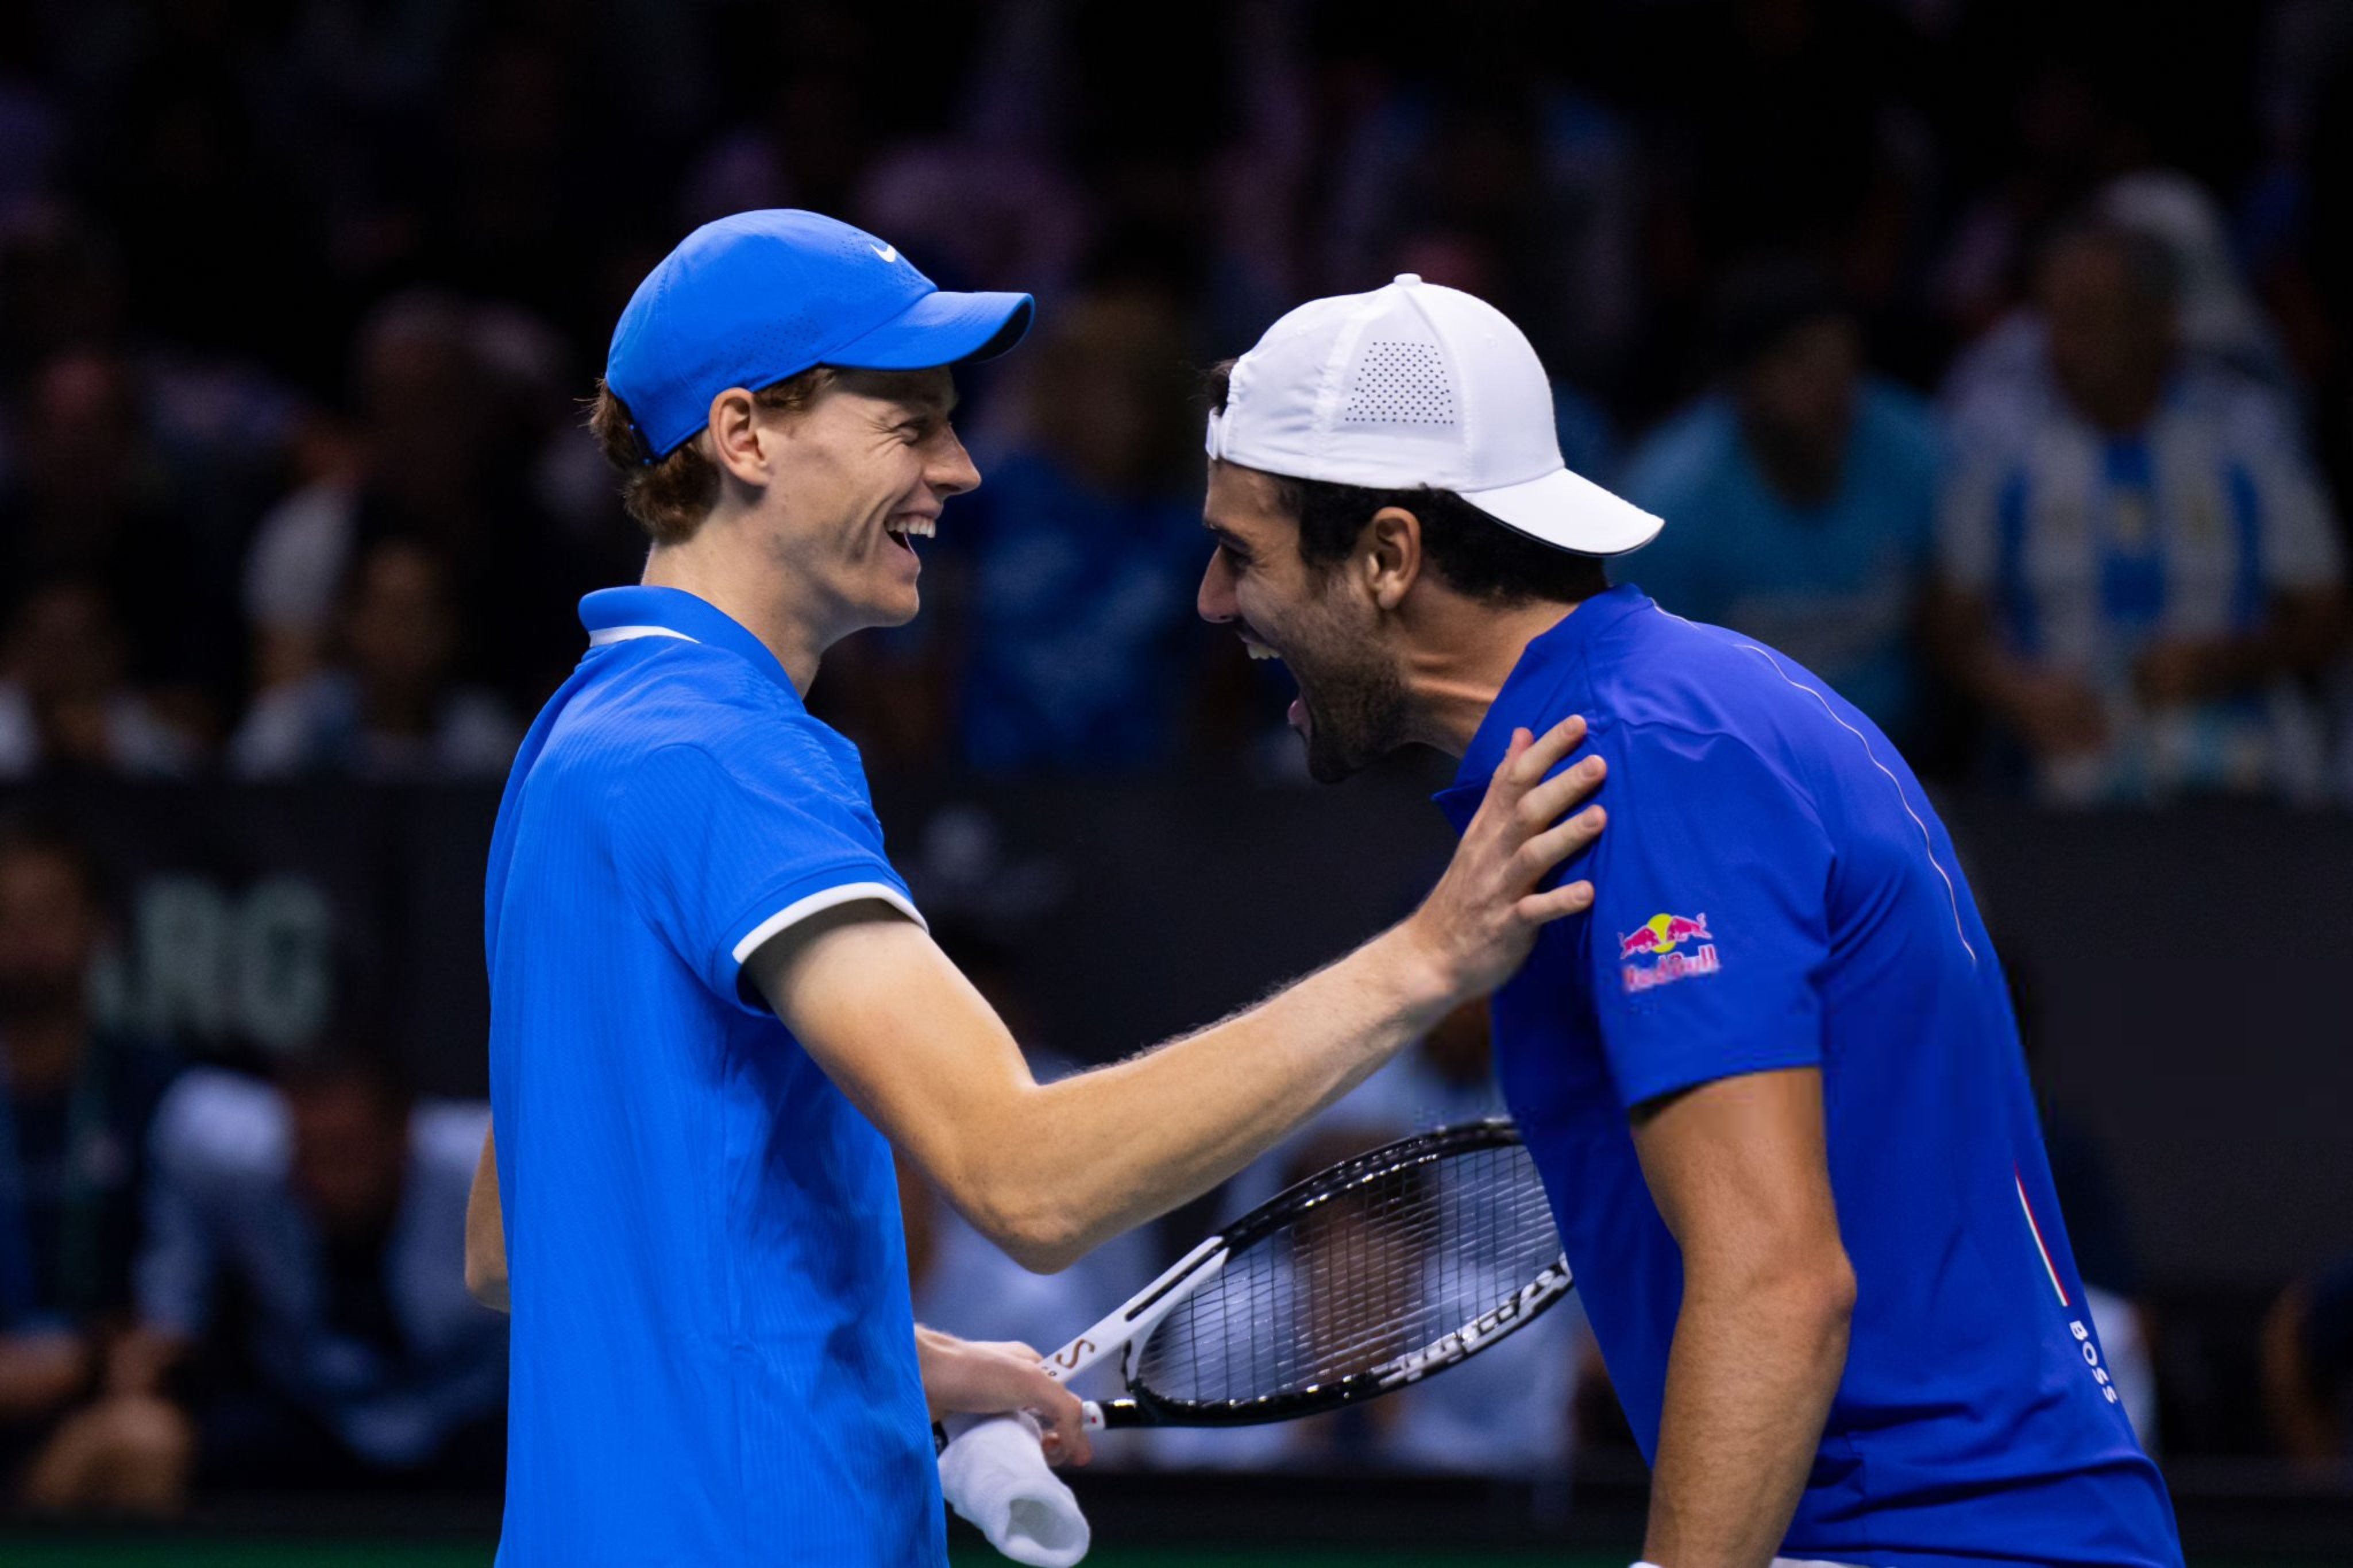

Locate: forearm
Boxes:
[465,1125,508,1312]
[1644,1263,1854,1568]
[767,719,1602,1273]
[983,922,1456,1266]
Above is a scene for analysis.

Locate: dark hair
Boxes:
[585,366,837,546]
[1204,361,1607,607]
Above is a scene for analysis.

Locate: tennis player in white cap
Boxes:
[1197,275,2181,1568]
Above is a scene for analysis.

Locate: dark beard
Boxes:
[1297,649,1409,785]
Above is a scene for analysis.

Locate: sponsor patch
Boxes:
[1617,911,1721,994]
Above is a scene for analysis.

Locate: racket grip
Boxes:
[1080,1400,1105,1431]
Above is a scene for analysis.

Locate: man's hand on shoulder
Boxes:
[1407,714,1606,1002]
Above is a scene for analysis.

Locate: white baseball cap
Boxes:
[1205,274,1661,556]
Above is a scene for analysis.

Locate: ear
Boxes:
[1361,504,1425,611]
[705,387,769,487]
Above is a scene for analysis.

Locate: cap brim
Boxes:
[823,289,1035,371]
[1457,465,1664,557]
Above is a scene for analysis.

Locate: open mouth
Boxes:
[885,515,936,557]
[1238,634,1308,735]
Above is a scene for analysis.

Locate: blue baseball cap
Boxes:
[604,209,1034,459]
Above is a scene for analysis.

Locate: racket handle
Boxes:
[1081,1400,1104,1431]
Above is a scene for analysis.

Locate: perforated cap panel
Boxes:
[1341,340,1457,426]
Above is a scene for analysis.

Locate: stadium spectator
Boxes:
[102,1053,505,1503]
[945,287,1217,773]
[1621,263,1944,750]
[1932,219,2350,804]
[0,348,240,735]
[0,821,179,1513]
[0,582,200,779]
[232,538,520,781]
[240,292,584,705]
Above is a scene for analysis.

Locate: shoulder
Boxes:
[149,1068,288,1179]
[2173,365,2304,454]
[551,646,866,805]
[1939,357,2055,464]
[1583,608,1835,802]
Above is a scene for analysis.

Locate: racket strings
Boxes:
[1134,1143,1560,1409]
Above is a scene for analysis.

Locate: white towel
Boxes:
[937,1412,1091,1567]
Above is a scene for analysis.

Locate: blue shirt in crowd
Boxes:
[1619,383,1942,744]
[955,450,1209,772]
[484,586,938,1566]
[1434,585,2181,1567]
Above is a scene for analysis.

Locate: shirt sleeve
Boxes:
[1581,724,1834,1110]
[611,741,924,1013]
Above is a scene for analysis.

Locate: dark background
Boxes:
[3,0,2353,1558]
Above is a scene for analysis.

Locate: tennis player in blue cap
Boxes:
[464,212,1611,1565]
[1195,275,2183,1567]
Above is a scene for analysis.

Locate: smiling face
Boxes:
[755,366,979,635]
[1197,461,1410,783]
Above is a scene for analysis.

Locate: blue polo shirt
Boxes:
[484,586,940,1566]
[1434,585,2180,1567]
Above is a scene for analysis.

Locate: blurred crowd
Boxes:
[7,0,2353,1517]
[0,0,2350,801]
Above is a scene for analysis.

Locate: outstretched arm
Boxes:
[466,1123,508,1312]
[1632,1067,1855,1568]
[750,717,1606,1272]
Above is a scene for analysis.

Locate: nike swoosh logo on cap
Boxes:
[871,244,898,263]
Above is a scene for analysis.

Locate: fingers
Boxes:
[1517,879,1598,925]
[1496,713,1588,791]
[1021,1364,1092,1467]
[1516,805,1605,882]
[1517,752,1606,831]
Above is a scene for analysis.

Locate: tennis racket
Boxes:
[1041,1117,1573,1430]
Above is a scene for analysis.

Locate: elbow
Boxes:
[978,1200,1089,1276]
[1815,1250,1858,1333]
[1783,1248,1857,1350]
[1694,1242,1856,1338]
[959,1178,1090,1275]
[1765,1239,1856,1326]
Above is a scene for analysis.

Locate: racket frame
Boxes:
[1040,1118,1573,1431]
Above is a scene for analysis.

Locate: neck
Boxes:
[1400,593,1587,758]
[640,512,830,695]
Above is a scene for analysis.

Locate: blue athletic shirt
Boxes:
[1433,585,2181,1567]
[484,586,941,1566]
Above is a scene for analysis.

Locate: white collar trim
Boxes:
[588,625,699,647]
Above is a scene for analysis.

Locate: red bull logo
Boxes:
[1618,911,1721,993]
